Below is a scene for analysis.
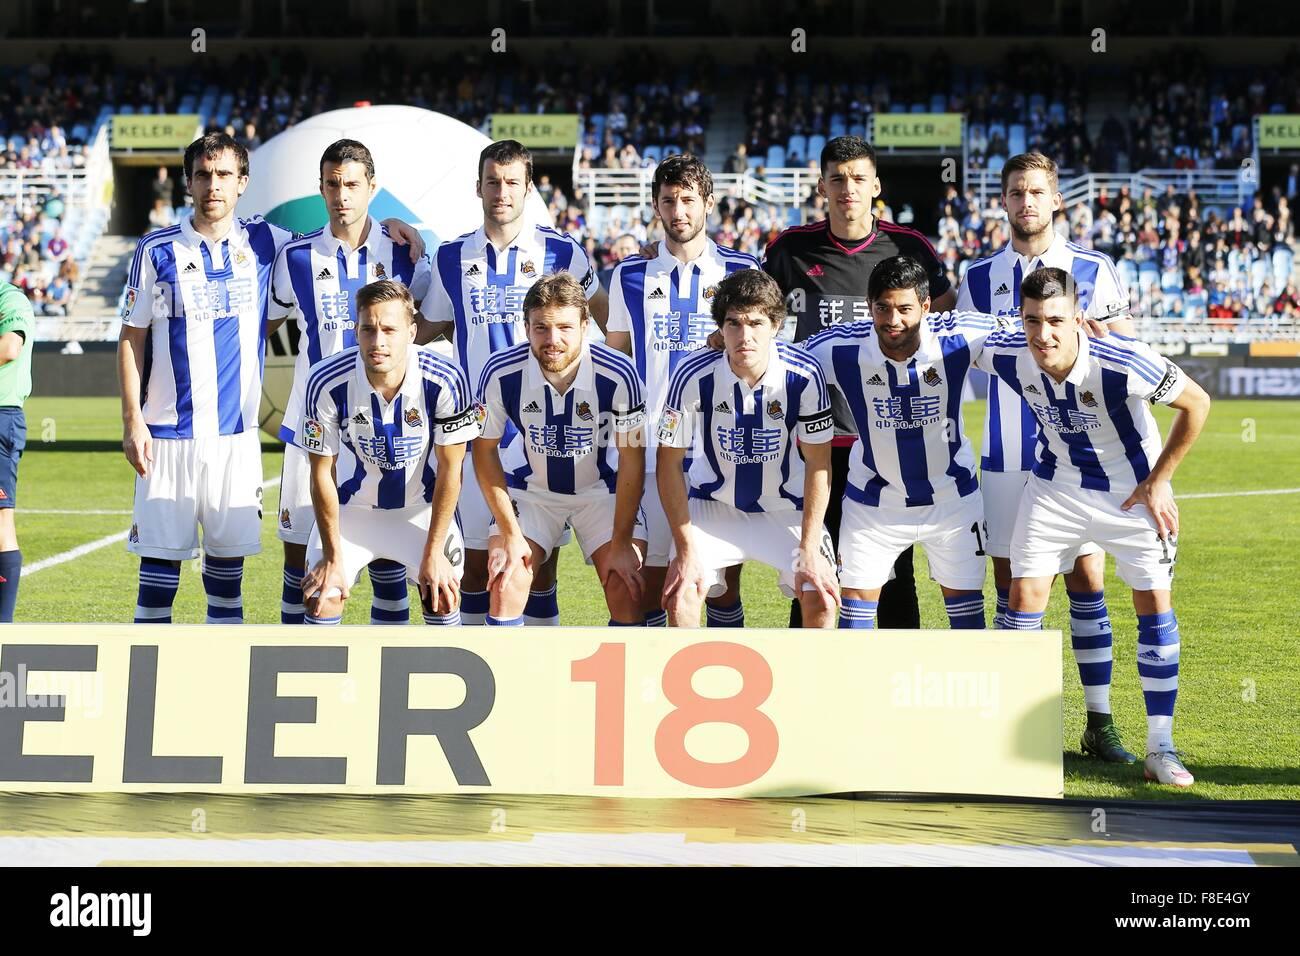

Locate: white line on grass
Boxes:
[24,477,282,578]
[26,509,133,515]
[1179,487,1300,500]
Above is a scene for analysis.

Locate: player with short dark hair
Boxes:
[763,135,958,630]
[977,266,1211,787]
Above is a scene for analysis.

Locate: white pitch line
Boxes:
[24,477,281,578]
[25,509,133,515]
[1179,487,1300,500]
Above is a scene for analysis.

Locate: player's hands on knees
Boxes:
[418,549,460,613]
[794,546,841,609]
[601,539,645,605]
[122,417,153,478]
[487,531,532,594]
[663,551,707,603]
[302,559,349,616]
[1122,477,1179,539]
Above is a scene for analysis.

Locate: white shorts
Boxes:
[464,449,570,552]
[670,497,834,599]
[1011,474,1177,591]
[306,504,465,591]
[128,431,264,561]
[983,469,1100,570]
[839,493,987,592]
[643,470,672,567]
[276,442,314,545]
[491,487,645,562]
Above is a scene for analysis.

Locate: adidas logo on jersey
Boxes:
[352,411,368,426]
[523,401,542,413]
[714,400,732,413]
[182,262,199,273]
[806,264,825,277]
[994,283,1010,296]
[1024,384,1041,394]
[465,264,482,277]
[648,288,666,300]
[865,374,886,386]
[317,267,333,280]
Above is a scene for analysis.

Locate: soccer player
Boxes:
[0,279,33,621]
[763,136,957,629]
[270,138,433,626]
[422,140,609,626]
[119,132,424,626]
[657,270,839,627]
[804,256,994,630]
[605,154,760,628]
[299,281,477,625]
[474,273,646,627]
[957,151,1138,762]
[980,267,1211,787]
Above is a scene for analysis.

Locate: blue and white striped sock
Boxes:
[135,558,179,624]
[461,590,489,626]
[202,555,243,624]
[423,610,462,626]
[305,612,343,626]
[706,600,744,628]
[524,585,560,626]
[1003,609,1045,630]
[944,592,985,629]
[994,587,1010,629]
[368,560,410,625]
[486,614,524,627]
[281,564,306,625]
[1137,610,1180,752]
[1068,589,1113,714]
[644,609,667,627]
[838,597,878,629]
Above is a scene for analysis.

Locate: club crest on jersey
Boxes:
[704,285,717,299]
[1080,390,1098,407]
[302,418,324,451]
[235,250,249,267]
[767,399,784,419]
[128,523,139,543]
[404,407,423,428]
[923,367,942,387]
[521,260,536,276]
[576,401,593,422]
[373,262,386,278]
[280,509,292,529]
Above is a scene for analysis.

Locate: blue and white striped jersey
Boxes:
[974,329,1186,496]
[657,341,833,514]
[123,214,291,439]
[421,223,598,387]
[476,341,644,496]
[804,312,999,509]
[607,238,759,466]
[956,233,1130,472]
[269,216,433,442]
[297,345,478,510]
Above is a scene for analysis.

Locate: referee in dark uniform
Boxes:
[763,136,957,627]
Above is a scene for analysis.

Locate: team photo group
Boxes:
[114,129,1211,788]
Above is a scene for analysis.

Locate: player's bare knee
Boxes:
[1065,551,1106,592]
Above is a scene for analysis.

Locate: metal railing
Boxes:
[573,166,822,208]
[965,168,1256,212]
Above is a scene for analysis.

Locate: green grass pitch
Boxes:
[14,396,1300,801]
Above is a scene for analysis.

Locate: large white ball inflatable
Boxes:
[238,105,553,438]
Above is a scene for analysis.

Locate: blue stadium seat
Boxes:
[829,118,847,138]
[1270,103,1286,114]
[849,123,865,139]
[1232,124,1249,146]
[1008,124,1027,155]
[140,105,153,115]
[1029,93,1046,114]
[806,135,826,162]
[118,105,134,116]
[929,94,946,113]
[747,156,764,171]
[642,145,661,164]
[988,121,1007,143]
[69,124,87,143]
[888,104,906,114]
[663,143,681,156]
[766,145,786,167]
[1048,101,1067,125]
[910,103,926,113]
[986,154,1006,174]
[1118,259,1139,292]
[787,134,807,162]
